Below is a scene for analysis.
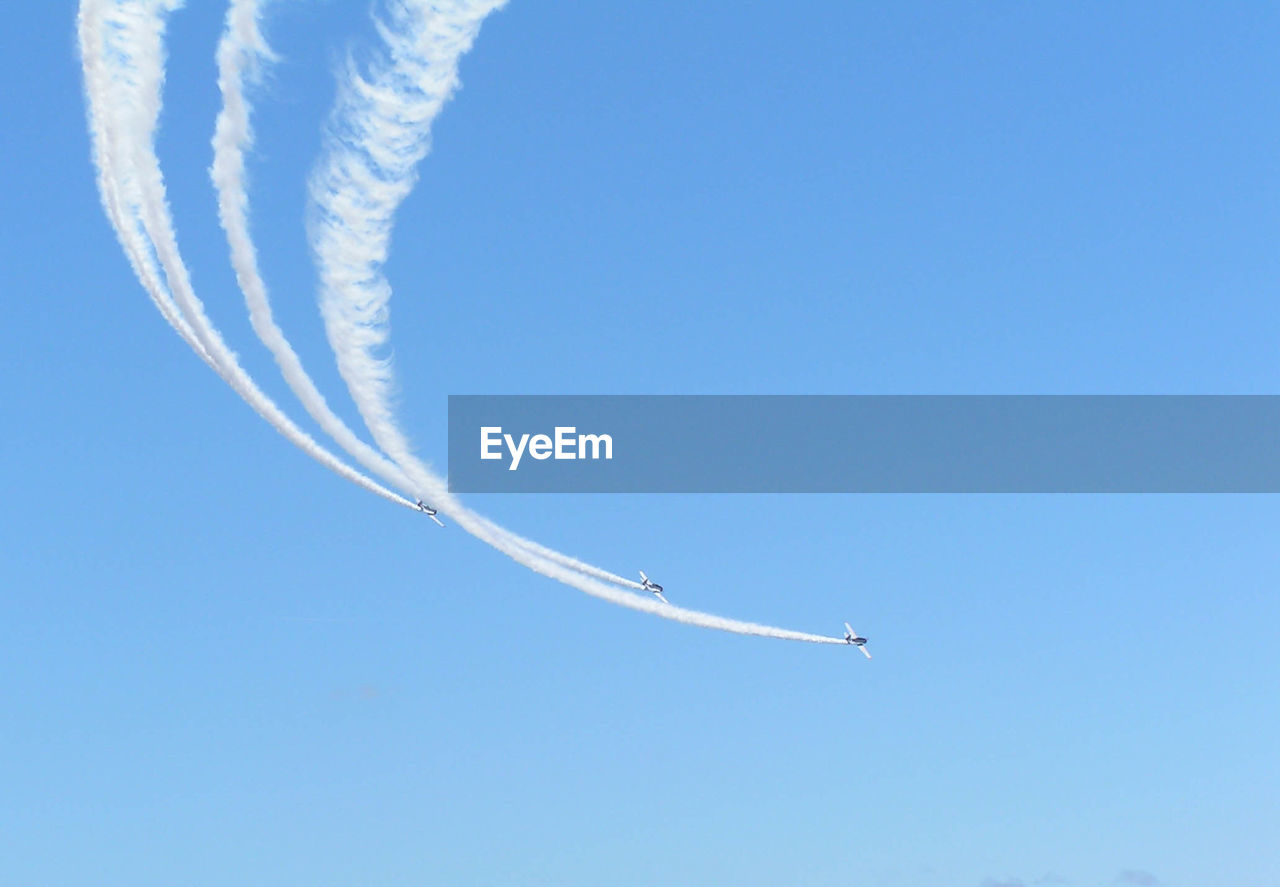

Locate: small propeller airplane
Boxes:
[639,571,668,604]
[844,623,871,659]
[415,500,444,527]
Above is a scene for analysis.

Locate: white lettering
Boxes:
[480,426,503,460]
[555,426,576,459]
[482,426,614,470]
[578,433,612,461]
[529,434,553,460]
[504,432,529,471]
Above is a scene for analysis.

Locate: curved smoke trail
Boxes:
[79,0,847,646]
[79,0,415,510]
[80,0,211,366]
[306,0,844,643]
[213,0,644,590]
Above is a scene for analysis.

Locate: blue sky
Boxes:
[3,2,1280,885]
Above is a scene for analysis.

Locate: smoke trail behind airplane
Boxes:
[79,0,850,647]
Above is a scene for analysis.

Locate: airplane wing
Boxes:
[654,592,669,605]
[859,645,872,660]
[428,514,445,527]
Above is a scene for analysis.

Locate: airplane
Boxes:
[415,500,445,527]
[844,623,872,659]
[639,570,669,605]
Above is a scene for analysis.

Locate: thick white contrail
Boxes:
[80,0,212,367]
[306,0,846,643]
[303,0,673,584]
[79,0,415,510]
[212,0,646,590]
[307,0,503,508]
[212,0,418,497]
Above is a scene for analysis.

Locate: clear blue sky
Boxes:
[3,3,1279,885]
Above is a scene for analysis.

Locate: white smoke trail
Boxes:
[80,0,846,645]
[79,0,211,366]
[212,0,415,497]
[307,0,846,643]
[88,0,640,597]
[212,0,645,590]
[307,0,501,508]
[79,0,416,511]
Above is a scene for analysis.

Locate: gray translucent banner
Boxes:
[447,395,1280,493]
